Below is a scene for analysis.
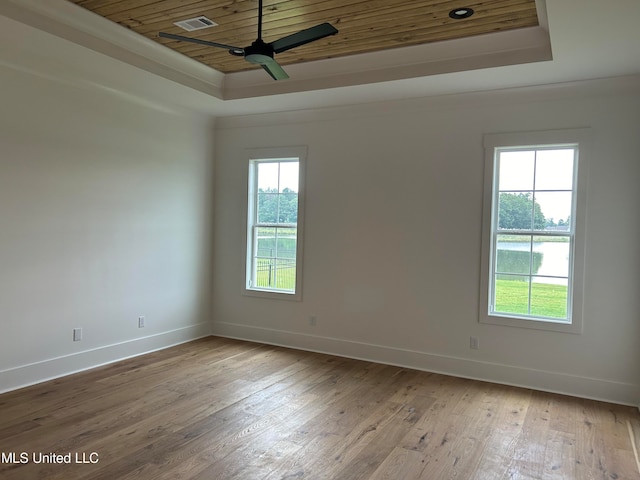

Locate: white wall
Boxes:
[0,65,214,391]
[212,76,640,406]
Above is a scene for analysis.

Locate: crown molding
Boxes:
[216,74,640,129]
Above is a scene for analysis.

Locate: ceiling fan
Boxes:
[159,0,338,80]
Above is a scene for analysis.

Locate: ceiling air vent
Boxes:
[174,16,218,32]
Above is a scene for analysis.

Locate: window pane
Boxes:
[534,191,572,231]
[498,192,538,230]
[530,277,568,320]
[278,191,298,224]
[257,162,279,191]
[532,237,570,278]
[535,149,574,190]
[498,150,534,191]
[275,227,297,259]
[255,257,275,288]
[279,162,299,192]
[256,227,276,258]
[494,275,530,315]
[257,193,278,223]
[274,258,296,290]
[254,227,297,292]
[496,234,532,275]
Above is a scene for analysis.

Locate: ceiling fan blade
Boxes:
[158,32,244,53]
[260,58,290,81]
[271,23,338,54]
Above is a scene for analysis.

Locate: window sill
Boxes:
[480,312,582,334]
[243,288,302,302]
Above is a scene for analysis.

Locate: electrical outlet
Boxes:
[309,315,317,326]
[73,328,82,342]
[138,316,145,328]
[470,336,479,350]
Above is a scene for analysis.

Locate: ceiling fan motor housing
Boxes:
[244,39,274,64]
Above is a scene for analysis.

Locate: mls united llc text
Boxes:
[1,451,99,464]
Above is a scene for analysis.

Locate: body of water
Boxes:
[497,241,570,285]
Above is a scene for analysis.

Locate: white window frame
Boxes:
[244,146,306,301]
[479,129,590,333]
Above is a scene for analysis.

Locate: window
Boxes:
[245,147,306,300]
[480,130,590,333]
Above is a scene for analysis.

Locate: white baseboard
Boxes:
[0,323,210,394]
[212,322,640,407]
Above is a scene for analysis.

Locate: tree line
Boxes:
[257,188,298,224]
[498,193,570,230]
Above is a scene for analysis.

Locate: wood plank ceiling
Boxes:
[68,0,539,74]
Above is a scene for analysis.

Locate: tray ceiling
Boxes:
[68,0,540,74]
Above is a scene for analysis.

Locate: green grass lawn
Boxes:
[494,279,568,319]
[255,261,296,291]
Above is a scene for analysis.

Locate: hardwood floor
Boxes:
[1,337,639,479]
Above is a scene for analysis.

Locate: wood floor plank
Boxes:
[505,391,554,479]
[1,337,638,480]
[262,366,415,479]
[368,446,428,479]
[472,386,531,478]
[328,398,430,479]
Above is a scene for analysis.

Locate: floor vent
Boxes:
[174,16,218,32]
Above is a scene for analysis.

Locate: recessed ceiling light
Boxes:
[449,8,474,19]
